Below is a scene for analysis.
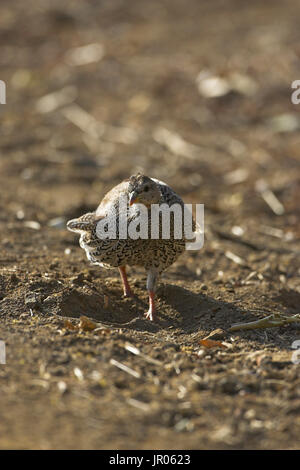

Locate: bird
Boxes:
[66,174,187,321]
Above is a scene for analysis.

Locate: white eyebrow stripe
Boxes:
[150,177,168,186]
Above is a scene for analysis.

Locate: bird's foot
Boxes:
[144,309,156,322]
[144,289,157,321]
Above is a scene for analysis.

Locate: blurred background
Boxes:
[1,0,299,232]
[1,0,300,450]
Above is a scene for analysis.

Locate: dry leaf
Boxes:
[79,315,97,331]
[64,319,78,331]
[200,339,228,349]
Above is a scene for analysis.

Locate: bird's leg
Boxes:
[145,290,156,321]
[119,266,134,297]
[145,269,159,321]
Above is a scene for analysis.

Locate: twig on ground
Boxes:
[225,250,248,267]
[229,313,300,332]
[124,342,163,366]
[255,180,285,215]
[214,229,262,251]
[109,358,141,379]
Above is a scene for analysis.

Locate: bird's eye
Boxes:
[144,186,149,192]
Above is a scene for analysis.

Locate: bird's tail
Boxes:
[66,212,100,233]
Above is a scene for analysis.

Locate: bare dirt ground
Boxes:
[0,0,300,450]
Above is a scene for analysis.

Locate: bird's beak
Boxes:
[129,192,139,206]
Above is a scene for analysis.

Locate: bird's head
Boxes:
[128,174,161,208]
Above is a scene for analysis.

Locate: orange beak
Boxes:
[129,193,139,206]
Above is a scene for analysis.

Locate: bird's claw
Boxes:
[144,310,156,322]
